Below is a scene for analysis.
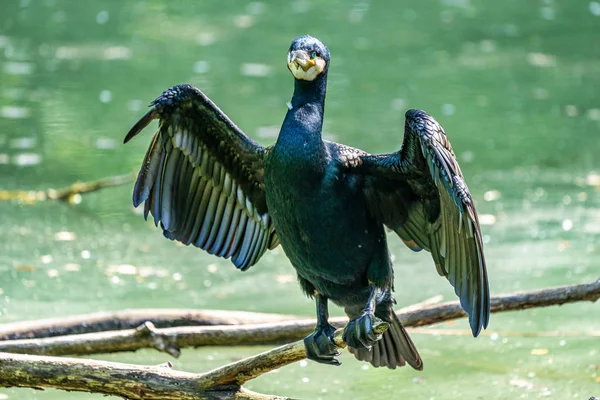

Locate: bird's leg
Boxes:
[304,293,340,366]
[342,285,385,349]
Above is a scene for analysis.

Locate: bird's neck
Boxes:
[290,74,328,109]
[278,74,328,148]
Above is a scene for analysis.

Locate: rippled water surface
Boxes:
[1,1,599,399]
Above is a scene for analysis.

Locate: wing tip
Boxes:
[132,183,151,208]
[401,238,423,252]
[470,317,483,337]
[231,253,251,271]
[124,84,207,145]
[467,288,491,338]
[470,309,490,337]
[124,108,158,144]
[132,193,143,208]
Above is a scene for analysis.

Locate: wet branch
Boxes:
[0,173,134,203]
[0,279,597,357]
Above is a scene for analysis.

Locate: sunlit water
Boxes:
[1,1,599,399]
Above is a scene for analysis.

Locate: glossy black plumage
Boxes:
[124,85,278,270]
[125,35,490,370]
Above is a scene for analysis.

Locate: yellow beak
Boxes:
[289,50,316,71]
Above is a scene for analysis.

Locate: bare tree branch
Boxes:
[0,320,316,357]
[198,322,389,387]
[0,173,134,204]
[0,280,597,357]
[0,352,291,400]
[395,278,600,328]
[0,280,597,399]
[0,309,296,340]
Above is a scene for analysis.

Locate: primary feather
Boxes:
[125,85,278,271]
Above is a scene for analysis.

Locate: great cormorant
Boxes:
[124,35,490,370]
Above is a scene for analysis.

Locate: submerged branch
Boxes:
[0,279,597,357]
[0,173,134,204]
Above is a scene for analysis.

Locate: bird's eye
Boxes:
[310,51,317,59]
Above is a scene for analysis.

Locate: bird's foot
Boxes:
[342,312,387,349]
[304,323,340,366]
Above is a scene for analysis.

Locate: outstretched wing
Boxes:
[124,84,278,271]
[354,109,489,336]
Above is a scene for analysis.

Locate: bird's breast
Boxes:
[264,151,384,286]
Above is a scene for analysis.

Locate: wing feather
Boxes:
[198,185,221,247]
[229,211,248,259]
[222,206,243,258]
[125,84,278,270]
[210,196,235,254]
[152,149,167,227]
[407,109,489,336]
[206,191,228,248]
[354,109,489,337]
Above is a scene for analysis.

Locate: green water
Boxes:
[1,1,599,399]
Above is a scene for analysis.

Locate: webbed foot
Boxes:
[342,312,388,349]
[304,323,340,366]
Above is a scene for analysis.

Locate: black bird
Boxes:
[124,35,490,370]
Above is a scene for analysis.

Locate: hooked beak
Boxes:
[288,50,316,71]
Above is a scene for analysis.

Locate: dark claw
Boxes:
[304,323,340,366]
[342,313,381,349]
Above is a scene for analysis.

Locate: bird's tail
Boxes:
[348,311,423,370]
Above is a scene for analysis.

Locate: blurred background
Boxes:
[1,0,599,399]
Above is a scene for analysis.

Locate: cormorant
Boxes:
[124,35,490,370]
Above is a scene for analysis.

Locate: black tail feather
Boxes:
[348,311,423,370]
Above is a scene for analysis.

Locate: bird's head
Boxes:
[287,35,330,82]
